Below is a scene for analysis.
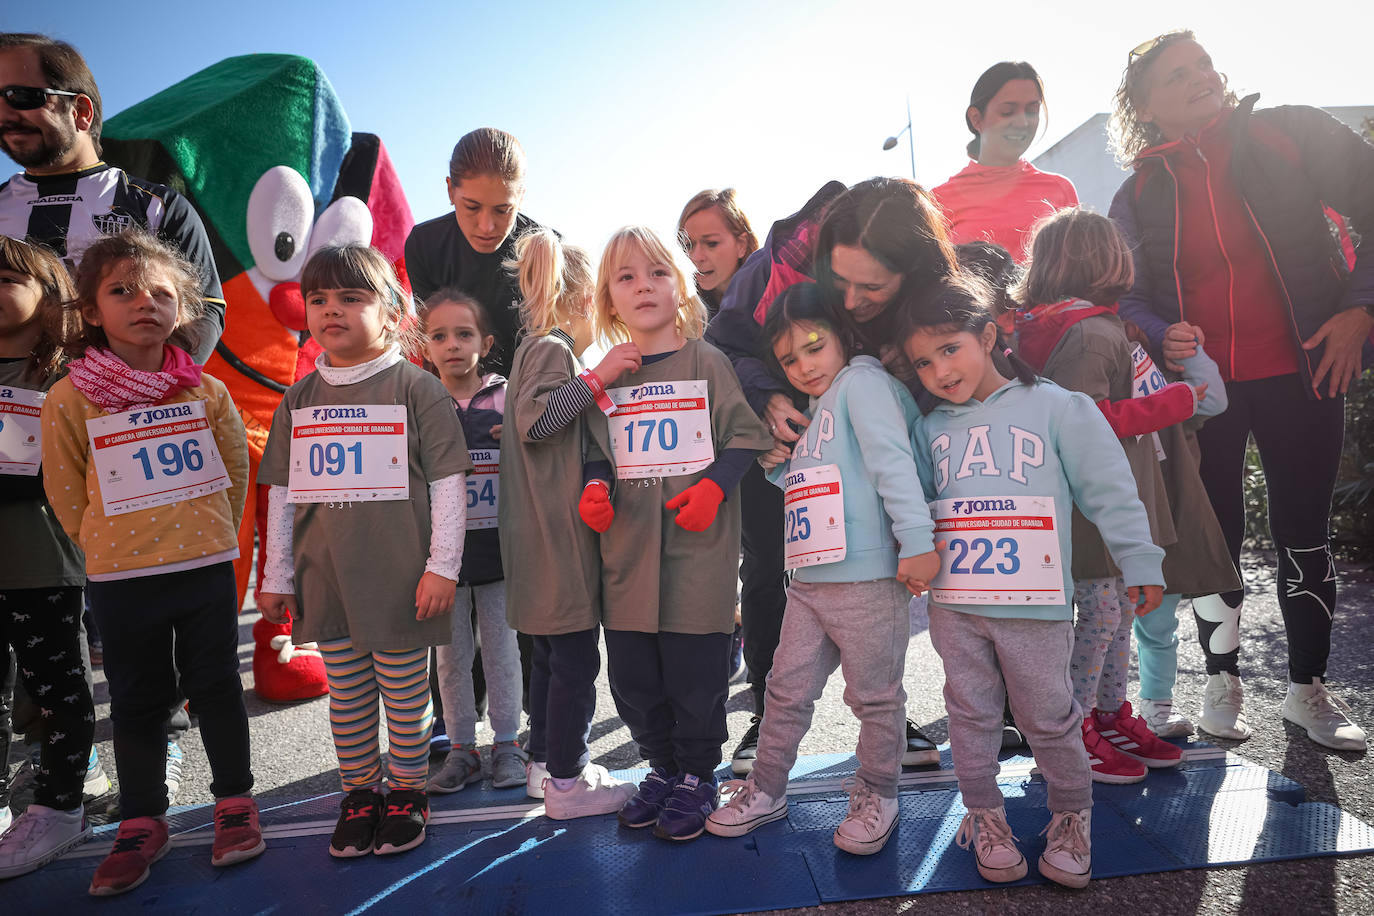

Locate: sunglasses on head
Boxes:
[1,85,81,111]
[1128,32,1187,64]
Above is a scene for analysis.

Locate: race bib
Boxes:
[608,379,714,479]
[287,405,408,503]
[0,386,44,476]
[1130,344,1167,461]
[87,401,230,516]
[466,448,499,529]
[782,463,846,570]
[930,495,1065,605]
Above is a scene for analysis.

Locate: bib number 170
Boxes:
[946,536,1020,575]
[622,417,678,453]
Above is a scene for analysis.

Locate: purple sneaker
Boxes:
[618,767,679,828]
[653,773,717,842]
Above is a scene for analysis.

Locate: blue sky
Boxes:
[6,1,1371,255]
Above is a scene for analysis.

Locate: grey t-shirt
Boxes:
[259,361,471,651]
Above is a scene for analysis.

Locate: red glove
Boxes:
[578,481,614,532]
[665,479,725,532]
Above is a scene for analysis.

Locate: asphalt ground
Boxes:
[8,549,1371,915]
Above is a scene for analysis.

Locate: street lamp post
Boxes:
[882,95,916,179]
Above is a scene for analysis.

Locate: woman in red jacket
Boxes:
[932,62,1078,262]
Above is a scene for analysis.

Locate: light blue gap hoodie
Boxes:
[767,356,935,583]
[913,378,1164,621]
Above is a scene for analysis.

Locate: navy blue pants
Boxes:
[526,627,601,779]
[87,562,252,817]
[740,461,787,716]
[605,629,730,779]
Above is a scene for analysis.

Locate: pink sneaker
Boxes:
[1081,718,1146,784]
[1093,702,1183,768]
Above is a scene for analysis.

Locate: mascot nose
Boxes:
[268,281,307,331]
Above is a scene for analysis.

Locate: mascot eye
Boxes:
[247,166,316,282]
[308,196,374,258]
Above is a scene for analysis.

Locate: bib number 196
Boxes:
[132,439,204,479]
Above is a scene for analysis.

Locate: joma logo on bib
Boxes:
[950,498,1017,515]
[628,384,675,400]
[126,404,193,426]
[312,407,368,420]
[784,471,807,487]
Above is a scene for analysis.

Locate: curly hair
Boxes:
[1109,29,1239,165]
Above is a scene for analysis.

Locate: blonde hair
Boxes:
[504,227,594,337]
[1109,29,1239,164]
[65,230,204,358]
[1014,208,1134,308]
[594,226,706,345]
[0,235,76,375]
[300,244,423,356]
[676,188,760,260]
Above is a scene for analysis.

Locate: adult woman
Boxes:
[932,62,1078,261]
[705,177,955,772]
[1108,30,1374,751]
[404,127,542,377]
[678,189,759,321]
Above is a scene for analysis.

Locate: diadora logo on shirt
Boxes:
[627,384,675,400]
[92,211,134,234]
[127,405,193,426]
[312,407,368,420]
[949,498,1017,515]
[28,194,84,205]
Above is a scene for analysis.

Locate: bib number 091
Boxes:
[622,417,678,452]
[131,438,203,480]
[308,441,363,476]
[946,536,1021,575]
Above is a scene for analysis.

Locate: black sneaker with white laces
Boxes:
[330,789,382,858]
[373,789,429,855]
[731,716,762,775]
[902,720,940,767]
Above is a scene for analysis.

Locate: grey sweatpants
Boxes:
[752,578,909,799]
[928,603,1093,813]
[436,582,522,744]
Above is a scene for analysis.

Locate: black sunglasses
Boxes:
[1,85,81,111]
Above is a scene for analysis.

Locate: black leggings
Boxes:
[739,461,787,716]
[1195,373,1344,683]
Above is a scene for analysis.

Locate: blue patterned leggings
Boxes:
[1070,577,1131,713]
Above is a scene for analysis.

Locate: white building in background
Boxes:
[1034,106,1374,216]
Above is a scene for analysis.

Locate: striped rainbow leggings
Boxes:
[318,640,433,792]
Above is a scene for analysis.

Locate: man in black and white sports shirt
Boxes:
[0,32,224,363]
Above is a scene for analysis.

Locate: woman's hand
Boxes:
[257,592,297,625]
[415,571,456,620]
[591,342,643,386]
[1303,307,1374,399]
[1161,322,1203,371]
[763,393,808,446]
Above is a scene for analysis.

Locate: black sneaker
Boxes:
[330,789,382,858]
[1001,697,1026,749]
[373,789,428,855]
[731,716,761,776]
[902,720,940,767]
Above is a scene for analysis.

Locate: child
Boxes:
[419,288,527,791]
[39,231,261,895]
[1014,208,1213,781]
[256,245,472,858]
[577,226,771,841]
[499,228,641,817]
[0,237,94,879]
[903,276,1164,889]
[705,282,938,854]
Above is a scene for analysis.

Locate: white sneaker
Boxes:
[1139,698,1195,738]
[525,760,549,800]
[542,764,635,820]
[1038,808,1091,889]
[0,804,92,879]
[1199,672,1251,740]
[1283,681,1368,752]
[955,806,1027,882]
[705,777,787,837]
[832,777,898,855]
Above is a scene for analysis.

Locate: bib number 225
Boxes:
[785,505,811,543]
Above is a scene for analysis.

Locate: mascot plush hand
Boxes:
[103,55,415,702]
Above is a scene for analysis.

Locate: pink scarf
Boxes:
[67,346,204,412]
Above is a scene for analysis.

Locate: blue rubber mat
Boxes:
[8,746,1373,914]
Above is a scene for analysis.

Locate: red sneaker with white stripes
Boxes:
[1081,718,1146,784]
[1093,702,1183,768]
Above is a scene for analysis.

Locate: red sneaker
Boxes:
[211,796,267,866]
[88,816,170,896]
[1093,702,1183,768]
[1081,718,1146,784]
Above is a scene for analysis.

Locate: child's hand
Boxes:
[578,480,614,532]
[490,424,502,442]
[898,549,941,597]
[592,343,643,386]
[665,479,725,532]
[415,571,456,620]
[757,440,793,471]
[257,592,297,625]
[1128,584,1164,616]
[1192,382,1208,409]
